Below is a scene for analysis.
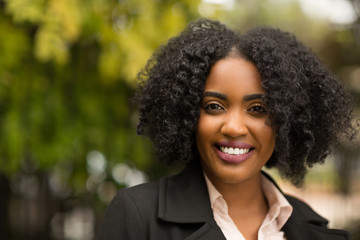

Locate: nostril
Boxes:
[220,122,248,137]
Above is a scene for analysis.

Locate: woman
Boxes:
[97,19,356,240]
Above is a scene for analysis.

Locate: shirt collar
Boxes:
[203,173,222,208]
[203,172,293,230]
[261,174,293,229]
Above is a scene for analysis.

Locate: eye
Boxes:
[203,102,225,114]
[248,103,267,114]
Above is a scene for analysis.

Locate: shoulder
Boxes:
[284,194,328,225]
[111,180,160,217]
[283,194,351,240]
[116,180,159,200]
[96,181,161,240]
[261,171,329,226]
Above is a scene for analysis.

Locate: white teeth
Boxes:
[220,146,250,155]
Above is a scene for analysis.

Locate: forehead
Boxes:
[204,57,264,95]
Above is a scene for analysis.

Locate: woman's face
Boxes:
[196,57,275,188]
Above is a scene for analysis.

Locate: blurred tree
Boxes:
[1,0,201,176]
[0,0,200,239]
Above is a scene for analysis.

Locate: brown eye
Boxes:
[248,104,267,114]
[203,103,224,114]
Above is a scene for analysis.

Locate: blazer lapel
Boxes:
[263,171,350,240]
[157,161,212,223]
[185,220,226,240]
[282,209,350,240]
[157,161,226,240]
[282,195,350,240]
[281,212,311,240]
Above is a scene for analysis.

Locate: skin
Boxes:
[196,57,276,240]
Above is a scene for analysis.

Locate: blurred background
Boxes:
[0,0,359,239]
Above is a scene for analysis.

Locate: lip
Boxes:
[214,141,254,164]
[217,141,254,149]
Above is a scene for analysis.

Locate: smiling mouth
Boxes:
[214,141,255,163]
[214,144,255,163]
[219,146,251,155]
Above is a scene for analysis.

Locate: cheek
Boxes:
[196,115,209,147]
[250,120,276,151]
[197,113,209,133]
[196,114,219,151]
[263,126,276,153]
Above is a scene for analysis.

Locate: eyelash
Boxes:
[203,102,267,115]
[248,103,267,114]
[203,102,224,114]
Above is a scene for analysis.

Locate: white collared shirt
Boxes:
[204,173,293,240]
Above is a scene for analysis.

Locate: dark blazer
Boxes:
[97,162,351,240]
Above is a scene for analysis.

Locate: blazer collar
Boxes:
[157,161,213,223]
[265,172,349,240]
[157,161,227,240]
[262,171,341,239]
[157,165,328,225]
[282,195,350,240]
[157,164,349,240]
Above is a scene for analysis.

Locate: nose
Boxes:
[220,111,248,138]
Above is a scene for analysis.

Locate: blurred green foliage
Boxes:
[0,0,200,192]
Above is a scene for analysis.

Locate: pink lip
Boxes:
[217,141,253,149]
[214,141,254,164]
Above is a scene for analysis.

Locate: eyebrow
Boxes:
[243,93,265,101]
[203,91,227,100]
[203,91,265,101]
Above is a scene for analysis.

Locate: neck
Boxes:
[209,173,268,215]
[206,172,269,240]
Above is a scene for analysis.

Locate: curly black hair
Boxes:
[136,18,356,185]
[239,27,356,185]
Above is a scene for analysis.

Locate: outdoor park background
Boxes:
[0,0,359,239]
